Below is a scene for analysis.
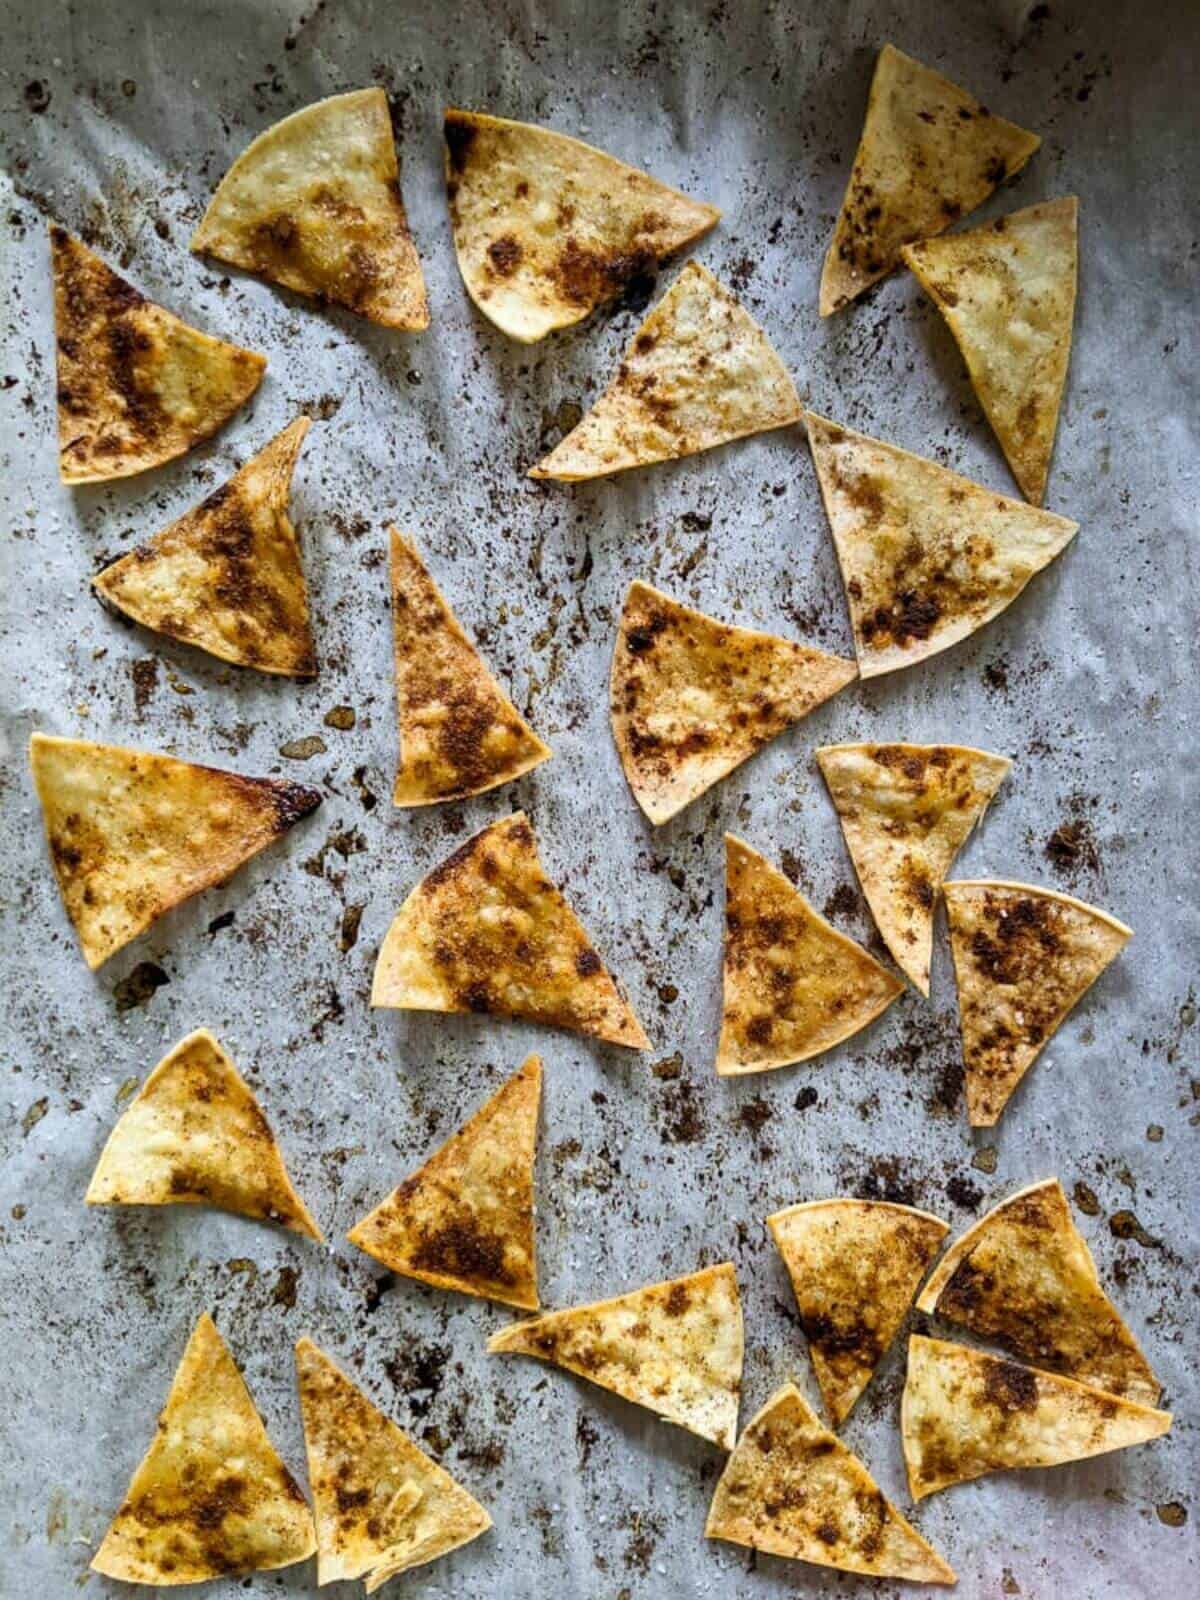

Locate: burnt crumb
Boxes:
[823,882,860,922]
[1073,1180,1101,1215]
[323,704,356,730]
[1156,1501,1188,1527]
[738,1097,772,1135]
[1108,1209,1160,1249]
[113,961,169,1012]
[351,765,378,811]
[339,903,364,953]
[681,510,712,534]
[659,1077,705,1145]
[271,1265,299,1308]
[383,1337,450,1416]
[25,80,51,114]
[651,1053,682,1080]
[794,1086,818,1112]
[130,656,159,717]
[972,1145,999,1174]
[946,1174,983,1210]
[21,1098,49,1137]
[458,1436,505,1472]
[856,1156,917,1206]
[933,1054,964,1115]
[362,1272,395,1314]
[982,1357,1039,1413]
[279,734,327,761]
[1043,795,1103,883]
[576,1411,600,1467]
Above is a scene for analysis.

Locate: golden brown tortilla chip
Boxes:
[51,226,265,484]
[944,879,1132,1125]
[30,731,321,970]
[348,1055,540,1309]
[93,417,317,676]
[390,530,551,805]
[445,107,719,342]
[706,1383,955,1583]
[192,88,428,328]
[612,581,856,824]
[718,834,904,1076]
[902,197,1078,505]
[371,812,649,1049]
[91,1313,315,1585]
[488,1263,742,1448]
[816,742,1011,994]
[530,261,800,480]
[805,411,1078,677]
[820,44,1040,315]
[767,1198,948,1425]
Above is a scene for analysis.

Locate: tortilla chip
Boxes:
[371,812,649,1049]
[51,226,265,484]
[819,44,1040,315]
[192,88,428,328]
[805,411,1078,677]
[902,197,1078,505]
[767,1199,948,1425]
[390,530,550,805]
[816,743,1010,994]
[445,108,720,342]
[902,1334,1171,1500]
[85,1028,321,1240]
[30,731,321,970]
[530,261,800,480]
[93,417,317,676]
[612,581,856,824]
[718,834,904,1076]
[348,1055,540,1309]
[944,879,1132,1125]
[91,1313,315,1584]
[706,1383,955,1583]
[295,1339,491,1589]
[488,1263,742,1448]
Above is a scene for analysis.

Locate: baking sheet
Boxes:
[0,0,1196,1595]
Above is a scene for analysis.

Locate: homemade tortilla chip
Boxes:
[819,44,1040,315]
[51,226,265,484]
[530,261,800,480]
[488,1263,742,1448]
[612,581,856,824]
[445,107,719,342]
[30,731,321,969]
[192,88,429,328]
[91,1313,316,1585]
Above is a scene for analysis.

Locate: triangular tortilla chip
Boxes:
[816,742,1010,994]
[444,107,719,343]
[706,1383,955,1583]
[295,1339,491,1589]
[902,1334,1171,1500]
[767,1198,948,1425]
[819,44,1040,315]
[718,834,904,1076]
[93,418,317,676]
[348,1055,540,1309]
[488,1263,742,1448]
[612,581,856,824]
[916,1179,1160,1405]
[192,88,429,328]
[31,731,321,969]
[85,1028,321,1240]
[91,1313,316,1584]
[51,226,265,484]
[902,197,1078,505]
[371,812,649,1049]
[530,261,800,480]
[390,530,550,805]
[805,411,1078,678]
[944,879,1132,1125]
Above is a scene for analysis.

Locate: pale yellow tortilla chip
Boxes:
[706,1383,955,1584]
[612,581,856,824]
[192,88,428,328]
[51,226,265,484]
[295,1339,491,1589]
[903,197,1078,505]
[530,261,800,480]
[348,1055,540,1310]
[93,417,317,676]
[91,1313,316,1585]
[805,411,1078,677]
[371,812,649,1049]
[767,1198,948,1425]
[30,731,321,970]
[85,1029,321,1239]
[944,879,1132,1126]
[488,1263,742,1448]
[816,742,1011,994]
[902,1334,1171,1500]
[718,834,904,1075]
[390,530,550,805]
[820,44,1040,315]
[445,107,719,342]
